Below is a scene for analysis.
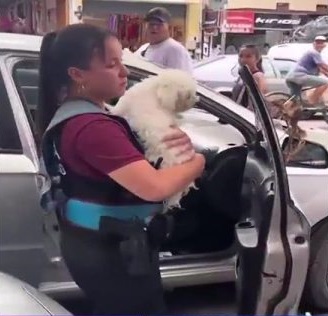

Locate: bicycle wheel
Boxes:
[265,91,315,120]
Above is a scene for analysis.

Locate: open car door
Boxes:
[235,66,311,315]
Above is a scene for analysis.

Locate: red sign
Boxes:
[221,11,255,33]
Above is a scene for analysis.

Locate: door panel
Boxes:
[0,60,46,287]
[235,66,310,314]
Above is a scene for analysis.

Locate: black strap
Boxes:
[49,114,161,205]
[140,44,149,57]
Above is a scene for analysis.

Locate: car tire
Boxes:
[303,220,328,310]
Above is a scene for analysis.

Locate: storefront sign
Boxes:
[202,9,219,31]
[254,13,303,29]
[221,11,255,33]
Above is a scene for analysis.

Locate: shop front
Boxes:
[220,10,317,53]
[0,0,60,35]
[82,0,200,51]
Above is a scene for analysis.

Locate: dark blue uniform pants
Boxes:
[60,223,166,315]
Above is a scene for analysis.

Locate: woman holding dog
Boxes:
[38,24,205,314]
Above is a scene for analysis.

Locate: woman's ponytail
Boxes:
[36,32,59,141]
[257,57,264,73]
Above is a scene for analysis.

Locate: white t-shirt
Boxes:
[135,38,193,74]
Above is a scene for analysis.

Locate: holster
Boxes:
[98,214,175,276]
[99,216,152,276]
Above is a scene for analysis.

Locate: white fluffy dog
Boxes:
[111,69,199,210]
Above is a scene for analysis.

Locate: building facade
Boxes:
[217,0,328,52]
[79,0,201,50]
[0,0,69,34]
[227,0,328,13]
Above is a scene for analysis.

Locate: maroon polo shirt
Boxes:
[59,114,145,182]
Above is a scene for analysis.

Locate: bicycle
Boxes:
[265,81,328,123]
[264,81,328,161]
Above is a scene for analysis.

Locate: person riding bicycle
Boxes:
[286,36,328,105]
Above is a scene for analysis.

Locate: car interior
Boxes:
[12,60,252,260]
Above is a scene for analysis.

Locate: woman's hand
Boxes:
[162,127,195,158]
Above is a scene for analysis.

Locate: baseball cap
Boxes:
[144,7,171,23]
[314,35,327,42]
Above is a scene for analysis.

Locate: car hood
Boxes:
[299,120,328,149]
[0,272,71,315]
[178,107,328,153]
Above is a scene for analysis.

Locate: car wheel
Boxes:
[304,220,328,310]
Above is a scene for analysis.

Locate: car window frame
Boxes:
[0,59,23,154]
[11,57,39,138]
[2,53,40,166]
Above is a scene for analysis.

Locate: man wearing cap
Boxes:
[286,35,328,105]
[136,7,193,73]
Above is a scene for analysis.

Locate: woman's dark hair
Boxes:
[239,44,264,73]
[36,24,114,138]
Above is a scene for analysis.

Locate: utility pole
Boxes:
[220,2,228,54]
[200,0,205,59]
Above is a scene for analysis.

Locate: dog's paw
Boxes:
[189,182,198,191]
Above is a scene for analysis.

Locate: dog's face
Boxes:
[155,69,199,113]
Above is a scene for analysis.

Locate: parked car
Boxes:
[0,271,71,315]
[2,32,328,312]
[268,42,328,64]
[192,54,290,97]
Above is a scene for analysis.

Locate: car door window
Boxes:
[12,58,39,131]
[0,71,22,152]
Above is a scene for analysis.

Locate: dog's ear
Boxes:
[156,82,179,111]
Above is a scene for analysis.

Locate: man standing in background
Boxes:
[136,7,193,74]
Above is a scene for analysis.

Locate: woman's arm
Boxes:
[109,154,204,201]
[75,118,205,202]
[253,72,268,94]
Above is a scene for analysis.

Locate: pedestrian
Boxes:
[37,23,205,315]
[232,44,280,117]
[232,44,267,107]
[136,7,193,73]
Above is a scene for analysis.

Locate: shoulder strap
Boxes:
[141,44,150,57]
[45,100,106,133]
[41,100,107,178]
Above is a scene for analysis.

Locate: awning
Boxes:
[94,0,200,3]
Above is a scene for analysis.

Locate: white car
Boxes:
[0,272,71,315]
[268,42,328,63]
[268,42,328,78]
[1,32,326,313]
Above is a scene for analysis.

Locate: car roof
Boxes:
[268,42,328,62]
[0,33,42,53]
[193,54,269,68]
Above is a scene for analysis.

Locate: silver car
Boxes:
[0,33,311,314]
[193,54,290,96]
[0,272,71,315]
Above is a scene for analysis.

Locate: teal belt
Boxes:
[65,199,163,230]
